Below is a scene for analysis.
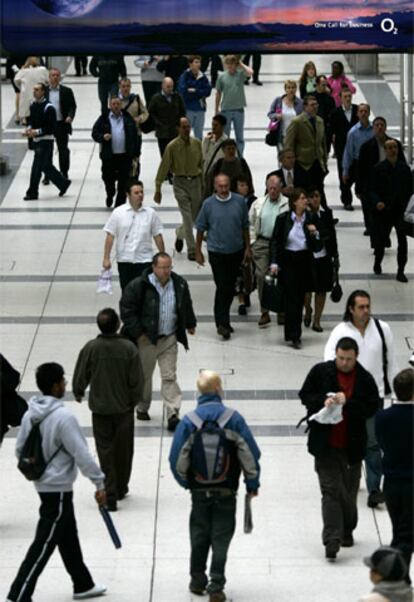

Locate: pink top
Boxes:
[327,74,356,107]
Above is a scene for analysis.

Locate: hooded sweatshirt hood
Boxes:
[27,394,64,423]
[373,581,413,602]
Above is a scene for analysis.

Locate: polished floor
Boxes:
[0,54,413,601]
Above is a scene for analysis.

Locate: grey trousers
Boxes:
[252,237,270,312]
[315,449,361,545]
[173,176,202,254]
[137,334,181,418]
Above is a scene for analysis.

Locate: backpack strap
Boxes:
[373,318,391,395]
[187,410,204,429]
[187,407,235,430]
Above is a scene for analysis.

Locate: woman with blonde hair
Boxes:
[14,57,49,124]
[267,79,303,151]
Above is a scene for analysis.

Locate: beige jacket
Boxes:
[14,66,49,119]
[249,194,289,244]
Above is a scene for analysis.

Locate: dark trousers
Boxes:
[117,261,151,291]
[336,153,353,207]
[190,491,236,594]
[74,56,88,76]
[54,121,70,176]
[157,137,174,158]
[200,56,223,88]
[101,153,131,207]
[296,160,328,208]
[244,54,262,81]
[142,81,162,106]
[372,213,408,273]
[98,81,118,114]
[315,449,361,546]
[27,140,68,197]
[92,412,134,504]
[384,478,413,582]
[282,250,309,343]
[208,249,244,328]
[8,492,94,602]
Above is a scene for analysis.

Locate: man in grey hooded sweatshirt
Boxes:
[7,363,107,602]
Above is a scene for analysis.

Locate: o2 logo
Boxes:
[380,18,398,35]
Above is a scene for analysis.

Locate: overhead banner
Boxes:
[2,0,413,54]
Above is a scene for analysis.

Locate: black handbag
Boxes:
[265,128,279,147]
[140,114,155,134]
[261,275,284,313]
[330,266,343,303]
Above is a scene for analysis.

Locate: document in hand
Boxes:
[99,506,122,549]
[309,404,343,425]
[244,494,253,534]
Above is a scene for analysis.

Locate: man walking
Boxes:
[7,363,107,601]
[324,289,398,508]
[72,308,144,512]
[154,116,203,260]
[300,338,380,561]
[92,96,138,208]
[120,252,196,431]
[46,67,77,180]
[249,174,288,328]
[103,180,165,291]
[23,83,71,200]
[195,173,251,340]
[148,77,186,160]
[169,370,261,602]
[89,54,127,113]
[284,95,328,206]
[178,55,212,140]
[376,368,414,580]
[202,114,228,180]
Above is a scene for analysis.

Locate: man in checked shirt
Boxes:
[120,252,197,431]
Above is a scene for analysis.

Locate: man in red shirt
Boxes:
[299,337,380,561]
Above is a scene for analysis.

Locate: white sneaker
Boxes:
[73,585,107,599]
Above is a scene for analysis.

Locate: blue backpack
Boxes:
[187,408,235,485]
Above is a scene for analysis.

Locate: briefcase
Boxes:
[261,275,284,313]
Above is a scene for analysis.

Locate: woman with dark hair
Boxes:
[206,139,254,196]
[327,60,356,107]
[299,61,317,99]
[235,175,257,315]
[304,188,339,333]
[270,188,321,348]
[267,80,303,151]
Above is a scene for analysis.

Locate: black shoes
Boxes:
[106,196,113,208]
[23,194,38,201]
[59,180,71,197]
[217,325,231,340]
[373,262,382,275]
[367,490,385,508]
[312,324,323,333]
[189,583,207,596]
[396,272,408,283]
[175,237,184,253]
[291,339,302,349]
[238,304,247,316]
[187,252,196,261]
[106,499,117,512]
[325,541,340,561]
[137,411,151,421]
[42,177,50,185]
[344,204,354,211]
[341,534,354,547]
[304,307,312,328]
[167,414,180,432]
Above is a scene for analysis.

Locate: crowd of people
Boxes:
[1,52,413,602]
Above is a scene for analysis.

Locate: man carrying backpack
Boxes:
[169,370,261,602]
[7,363,107,602]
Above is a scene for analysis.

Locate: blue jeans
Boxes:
[187,110,205,140]
[364,414,383,493]
[222,109,245,156]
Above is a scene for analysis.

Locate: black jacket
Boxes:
[120,270,197,349]
[91,110,139,160]
[270,210,322,267]
[330,104,359,157]
[357,136,406,196]
[89,55,127,83]
[157,56,188,84]
[299,360,380,464]
[370,159,412,218]
[0,354,28,442]
[311,207,339,260]
[46,84,77,134]
[27,99,56,137]
[266,164,309,194]
[148,92,186,139]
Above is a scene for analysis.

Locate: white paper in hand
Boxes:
[96,269,113,295]
[309,404,343,425]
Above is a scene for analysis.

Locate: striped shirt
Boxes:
[148,273,177,336]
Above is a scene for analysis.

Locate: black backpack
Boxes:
[18,414,62,481]
[187,408,234,485]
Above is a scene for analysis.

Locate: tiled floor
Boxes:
[0,54,412,601]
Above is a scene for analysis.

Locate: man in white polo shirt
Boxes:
[102,180,165,291]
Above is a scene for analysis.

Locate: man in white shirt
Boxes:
[249,174,288,328]
[324,289,398,508]
[103,181,165,290]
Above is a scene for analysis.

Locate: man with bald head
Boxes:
[154,116,203,260]
[148,76,186,160]
[169,370,261,602]
[249,173,289,328]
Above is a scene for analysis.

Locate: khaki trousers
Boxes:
[252,237,270,312]
[173,176,202,254]
[137,334,181,418]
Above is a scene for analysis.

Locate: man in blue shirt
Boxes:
[195,173,251,339]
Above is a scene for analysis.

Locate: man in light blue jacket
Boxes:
[169,370,261,602]
[7,363,107,602]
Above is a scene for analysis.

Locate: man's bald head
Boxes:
[162,77,174,95]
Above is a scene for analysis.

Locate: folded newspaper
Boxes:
[309,403,343,425]
[244,494,253,533]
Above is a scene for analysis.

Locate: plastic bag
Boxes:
[96,269,113,295]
